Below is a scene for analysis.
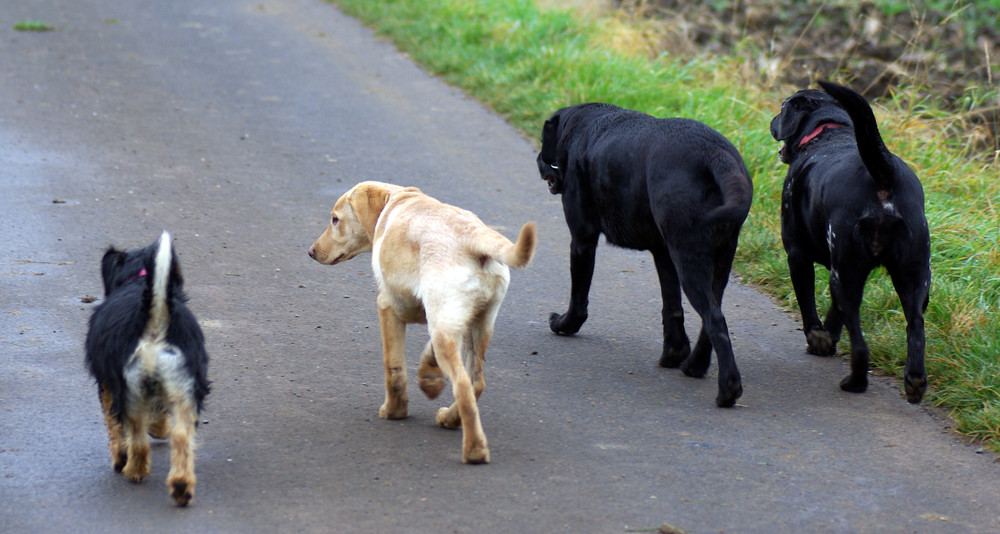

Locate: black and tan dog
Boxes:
[537,103,754,407]
[85,231,210,505]
[771,80,931,403]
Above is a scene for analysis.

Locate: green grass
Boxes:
[329,0,1000,449]
[13,19,54,32]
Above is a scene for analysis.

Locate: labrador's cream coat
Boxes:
[309,181,536,463]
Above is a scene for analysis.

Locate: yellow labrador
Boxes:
[308,181,536,463]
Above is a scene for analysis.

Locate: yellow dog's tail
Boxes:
[467,221,537,269]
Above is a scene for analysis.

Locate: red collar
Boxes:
[798,122,844,147]
[128,268,148,282]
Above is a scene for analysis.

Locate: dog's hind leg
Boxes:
[431,330,489,464]
[830,268,871,394]
[121,408,151,482]
[675,256,743,408]
[166,396,198,506]
[652,249,691,368]
[377,297,409,419]
[889,264,930,403]
[417,341,445,400]
[99,385,127,472]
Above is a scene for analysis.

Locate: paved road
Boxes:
[1,0,998,532]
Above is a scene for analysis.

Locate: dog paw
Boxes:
[463,443,490,465]
[904,374,927,404]
[418,372,445,400]
[111,451,127,473]
[839,374,868,394]
[168,478,195,507]
[122,462,149,483]
[549,311,586,336]
[658,345,690,368]
[806,329,837,356]
[715,375,743,408]
[379,402,408,420]
[435,406,461,429]
[148,415,171,440]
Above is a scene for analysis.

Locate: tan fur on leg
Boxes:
[431,332,489,464]
[377,300,409,419]
[122,412,151,482]
[417,341,445,399]
[148,412,171,440]
[99,385,127,472]
[166,399,198,506]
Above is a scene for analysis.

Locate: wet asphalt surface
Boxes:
[2,0,999,532]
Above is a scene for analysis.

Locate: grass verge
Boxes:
[329,0,1000,449]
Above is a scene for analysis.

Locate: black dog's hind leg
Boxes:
[652,248,691,367]
[675,249,742,407]
[889,264,930,403]
[549,233,597,335]
[831,268,871,394]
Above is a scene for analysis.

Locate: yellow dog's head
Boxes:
[308,181,399,265]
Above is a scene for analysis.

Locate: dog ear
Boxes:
[100,247,127,295]
[350,182,391,236]
[539,112,561,165]
[771,98,805,142]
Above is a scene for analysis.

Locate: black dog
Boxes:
[537,103,754,407]
[85,231,210,506]
[771,81,930,403]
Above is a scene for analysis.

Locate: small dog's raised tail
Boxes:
[145,231,174,343]
[819,80,895,190]
[467,221,537,269]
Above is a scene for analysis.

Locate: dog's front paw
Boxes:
[549,311,586,336]
[111,450,128,473]
[435,405,461,429]
[806,329,837,356]
[418,368,445,400]
[658,344,691,368]
[839,373,868,394]
[148,414,171,440]
[379,401,408,420]
[904,373,927,404]
[122,459,150,483]
[168,477,195,507]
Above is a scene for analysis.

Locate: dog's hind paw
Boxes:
[715,376,743,408]
[168,479,194,507]
[549,311,586,336]
[806,329,837,356]
[418,372,445,400]
[379,402,409,420]
[904,374,927,404]
[463,443,490,465]
[435,405,461,429]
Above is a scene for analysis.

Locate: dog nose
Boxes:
[307,246,316,259]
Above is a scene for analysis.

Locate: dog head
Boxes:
[308,181,402,265]
[770,88,853,164]
[537,110,565,195]
[100,233,181,297]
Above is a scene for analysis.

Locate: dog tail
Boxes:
[469,221,537,269]
[703,154,754,226]
[819,80,895,190]
[145,231,174,343]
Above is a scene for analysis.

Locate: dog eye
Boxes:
[331,216,339,225]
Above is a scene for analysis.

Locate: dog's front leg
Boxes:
[651,249,691,367]
[377,296,409,419]
[549,234,597,335]
[786,249,836,355]
[98,385,128,472]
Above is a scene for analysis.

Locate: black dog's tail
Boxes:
[144,231,173,343]
[819,80,895,190]
[703,153,754,226]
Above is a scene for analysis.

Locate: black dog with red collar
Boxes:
[770,81,931,403]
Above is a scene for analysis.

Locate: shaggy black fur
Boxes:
[537,103,754,407]
[85,238,210,420]
[771,80,930,403]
